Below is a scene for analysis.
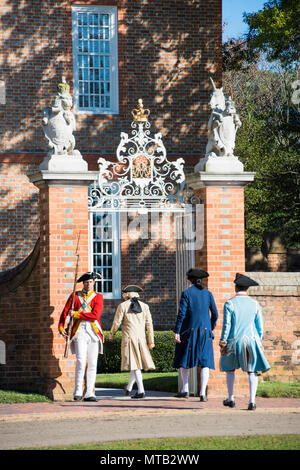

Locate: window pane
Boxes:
[91,210,119,296]
[73,7,117,112]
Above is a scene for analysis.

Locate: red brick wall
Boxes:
[194,185,250,395]
[0,162,40,271]
[247,273,300,383]
[118,212,177,330]
[0,0,222,156]
[37,182,90,399]
[0,0,221,272]
[0,246,42,392]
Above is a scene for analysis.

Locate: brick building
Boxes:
[0,1,299,399]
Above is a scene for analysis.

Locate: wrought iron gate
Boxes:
[88,99,198,306]
[175,211,195,309]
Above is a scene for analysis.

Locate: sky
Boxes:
[222,0,267,41]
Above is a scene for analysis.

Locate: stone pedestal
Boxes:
[194,155,244,174]
[188,166,256,396]
[38,151,88,172]
[28,169,97,400]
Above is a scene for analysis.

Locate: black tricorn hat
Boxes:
[234,273,259,287]
[122,284,143,293]
[187,268,209,279]
[77,272,102,283]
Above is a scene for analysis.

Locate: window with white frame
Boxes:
[72,6,119,114]
[89,211,121,299]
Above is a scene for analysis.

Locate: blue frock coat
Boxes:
[173,285,218,369]
[220,294,270,373]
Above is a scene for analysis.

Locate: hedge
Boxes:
[97,330,176,373]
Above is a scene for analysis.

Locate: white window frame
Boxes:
[72,5,119,114]
[89,211,121,299]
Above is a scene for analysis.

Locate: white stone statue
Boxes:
[205,77,241,157]
[40,77,87,171]
[42,77,77,155]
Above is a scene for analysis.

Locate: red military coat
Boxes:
[59,290,104,342]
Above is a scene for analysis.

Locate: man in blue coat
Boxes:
[219,273,270,410]
[173,268,218,401]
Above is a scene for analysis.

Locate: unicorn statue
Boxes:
[205,77,241,157]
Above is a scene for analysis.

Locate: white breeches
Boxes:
[73,325,99,398]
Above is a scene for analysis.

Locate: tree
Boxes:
[223,57,300,248]
[222,37,259,72]
[222,0,300,248]
[244,0,300,69]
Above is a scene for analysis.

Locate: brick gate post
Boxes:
[188,167,256,396]
[29,170,97,400]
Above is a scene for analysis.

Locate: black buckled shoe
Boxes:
[83,396,97,402]
[124,388,131,396]
[223,398,235,408]
[174,392,189,398]
[73,395,82,401]
[199,395,208,402]
[131,392,145,399]
[248,402,256,410]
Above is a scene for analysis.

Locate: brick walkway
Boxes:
[0,389,299,422]
[1,390,299,449]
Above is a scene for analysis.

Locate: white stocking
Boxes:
[226,371,235,401]
[127,370,136,392]
[134,369,144,394]
[248,372,258,404]
[180,367,190,393]
[200,367,209,396]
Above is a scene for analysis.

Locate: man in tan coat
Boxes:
[108,285,155,398]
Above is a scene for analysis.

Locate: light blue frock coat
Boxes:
[220,294,270,373]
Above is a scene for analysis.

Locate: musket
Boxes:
[64,231,81,358]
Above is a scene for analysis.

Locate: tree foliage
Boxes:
[223,59,300,247]
[222,0,300,248]
[244,0,300,69]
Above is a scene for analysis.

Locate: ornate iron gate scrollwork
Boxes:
[88,99,188,213]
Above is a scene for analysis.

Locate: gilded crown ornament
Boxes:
[131,98,150,122]
[57,76,70,96]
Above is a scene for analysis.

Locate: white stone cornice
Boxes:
[187,171,256,189]
[28,170,98,189]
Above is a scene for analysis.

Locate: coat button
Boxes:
[191,328,194,331]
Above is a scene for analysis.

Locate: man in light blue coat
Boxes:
[219,273,270,410]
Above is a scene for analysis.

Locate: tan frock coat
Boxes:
[109,299,155,371]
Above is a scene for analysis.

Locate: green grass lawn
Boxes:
[257,380,300,398]
[96,371,179,393]
[95,372,300,398]
[0,389,52,404]
[23,434,300,450]
[0,373,299,403]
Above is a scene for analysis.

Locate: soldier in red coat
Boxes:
[59,272,103,401]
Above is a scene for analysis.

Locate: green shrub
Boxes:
[98,330,176,373]
[151,331,176,372]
